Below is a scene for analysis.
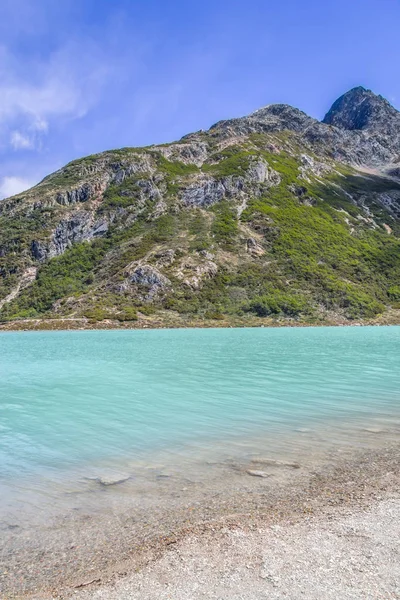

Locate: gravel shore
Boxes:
[2,443,399,600]
[75,494,400,600]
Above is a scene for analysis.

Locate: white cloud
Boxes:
[33,117,48,132]
[10,130,35,150]
[0,42,113,152]
[0,175,36,199]
[9,117,49,150]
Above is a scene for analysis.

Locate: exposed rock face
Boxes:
[155,141,209,166]
[173,255,218,290]
[209,88,400,167]
[299,154,331,179]
[31,240,48,262]
[109,155,156,182]
[388,167,400,179]
[55,183,96,206]
[155,249,176,267]
[135,178,163,201]
[31,212,110,261]
[376,191,400,218]
[322,87,400,133]
[182,159,280,208]
[246,237,265,256]
[182,177,230,208]
[322,87,400,165]
[129,265,170,287]
[123,264,172,301]
[210,104,313,138]
[246,158,280,184]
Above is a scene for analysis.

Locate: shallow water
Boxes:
[0,326,399,524]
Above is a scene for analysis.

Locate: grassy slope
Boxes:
[1,134,400,327]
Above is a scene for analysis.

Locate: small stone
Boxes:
[246,470,272,478]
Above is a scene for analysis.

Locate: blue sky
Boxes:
[0,0,399,198]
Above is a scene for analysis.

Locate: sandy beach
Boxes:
[1,442,399,600]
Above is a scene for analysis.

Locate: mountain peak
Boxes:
[322,87,398,131]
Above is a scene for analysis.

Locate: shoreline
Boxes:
[76,484,400,600]
[1,307,400,333]
[2,442,399,599]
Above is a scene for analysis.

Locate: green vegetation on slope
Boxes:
[1,138,400,325]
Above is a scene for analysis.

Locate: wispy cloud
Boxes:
[10,130,36,150]
[0,41,113,153]
[0,9,148,199]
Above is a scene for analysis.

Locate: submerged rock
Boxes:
[246,470,273,478]
[88,474,131,486]
[362,427,388,434]
[250,458,301,469]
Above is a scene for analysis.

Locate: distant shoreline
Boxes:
[1,308,400,333]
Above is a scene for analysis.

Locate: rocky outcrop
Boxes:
[55,183,97,206]
[299,154,332,179]
[182,176,237,207]
[209,89,400,167]
[155,249,176,267]
[247,158,281,185]
[322,87,400,133]
[30,240,48,262]
[109,154,156,183]
[288,183,317,206]
[174,257,218,289]
[31,212,110,261]
[182,158,280,208]
[155,141,209,166]
[376,191,400,218]
[129,265,170,287]
[246,237,265,256]
[121,264,172,300]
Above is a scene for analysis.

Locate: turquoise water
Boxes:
[0,326,400,519]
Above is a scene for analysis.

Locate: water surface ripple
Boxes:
[0,326,399,520]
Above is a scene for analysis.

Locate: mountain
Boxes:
[323,87,400,132]
[1,87,400,330]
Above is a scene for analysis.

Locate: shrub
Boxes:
[388,285,400,301]
[138,305,156,316]
[204,310,225,320]
[157,155,199,177]
[246,292,307,317]
[116,308,138,321]
[211,202,238,247]
[84,308,110,321]
[202,147,256,177]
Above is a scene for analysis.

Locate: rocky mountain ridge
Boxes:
[1,86,400,328]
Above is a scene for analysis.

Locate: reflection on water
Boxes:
[0,326,399,525]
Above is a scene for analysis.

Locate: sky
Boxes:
[0,0,399,199]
